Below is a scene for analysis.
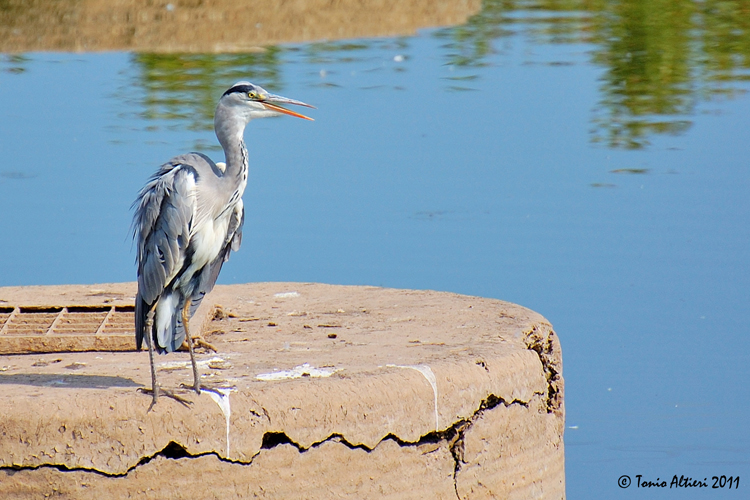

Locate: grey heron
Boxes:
[132,81,314,408]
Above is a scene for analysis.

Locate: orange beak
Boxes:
[262,102,315,121]
[261,93,316,121]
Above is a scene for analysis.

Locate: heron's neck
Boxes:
[222,137,249,182]
[215,114,250,192]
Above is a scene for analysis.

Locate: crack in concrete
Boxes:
[0,443,196,478]
[524,322,563,414]
[255,394,533,500]
[0,394,535,497]
[0,441,244,478]
[444,394,531,499]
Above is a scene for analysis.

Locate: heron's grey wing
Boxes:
[132,160,198,349]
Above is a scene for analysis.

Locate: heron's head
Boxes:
[217,81,315,123]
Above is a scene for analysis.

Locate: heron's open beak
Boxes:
[262,94,316,121]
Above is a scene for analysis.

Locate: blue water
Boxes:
[1,20,749,500]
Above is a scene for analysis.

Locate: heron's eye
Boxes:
[248,91,256,99]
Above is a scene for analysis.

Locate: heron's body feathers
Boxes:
[133,152,245,353]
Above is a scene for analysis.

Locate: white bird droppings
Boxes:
[386,364,439,432]
[158,356,227,370]
[256,363,341,381]
[206,388,234,457]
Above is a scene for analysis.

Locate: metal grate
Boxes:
[0,305,136,354]
[52,306,111,335]
[102,305,137,334]
[0,307,14,333]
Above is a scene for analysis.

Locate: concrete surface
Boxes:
[0,282,565,499]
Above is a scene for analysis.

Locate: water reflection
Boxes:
[0,54,28,74]
[3,1,750,149]
[0,0,480,52]
[435,0,750,148]
[135,50,284,132]
[119,0,750,148]
[129,38,415,137]
[588,0,697,148]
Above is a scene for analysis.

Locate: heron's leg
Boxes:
[138,304,193,409]
[145,305,159,410]
[183,299,201,395]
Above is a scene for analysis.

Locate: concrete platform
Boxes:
[0,282,565,499]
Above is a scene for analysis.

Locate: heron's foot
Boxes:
[194,336,217,352]
[179,381,203,395]
[180,335,217,353]
[138,387,193,410]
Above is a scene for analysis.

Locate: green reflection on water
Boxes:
[436,0,750,148]
[1,54,29,74]
[133,50,283,132]
[127,0,750,149]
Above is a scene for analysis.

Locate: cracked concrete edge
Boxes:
[0,392,563,500]
[0,390,513,474]
[1,440,459,500]
[0,350,547,474]
[457,392,565,499]
[523,321,564,417]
